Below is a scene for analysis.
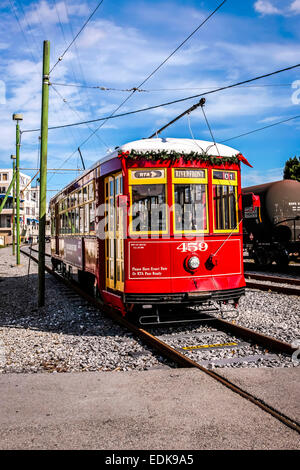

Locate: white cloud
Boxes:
[290,0,300,13]
[242,167,283,187]
[22,1,68,26]
[21,0,89,27]
[254,0,300,16]
[258,115,283,123]
[254,1,281,15]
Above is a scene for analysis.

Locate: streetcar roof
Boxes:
[50,138,241,202]
[94,137,240,167]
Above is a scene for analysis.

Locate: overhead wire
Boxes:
[36,0,228,174]
[49,0,105,74]
[51,82,148,92]
[13,1,300,182]
[8,0,41,76]
[48,85,110,181]
[21,62,300,134]
[50,0,87,165]
[220,114,300,143]
[49,82,294,92]
[15,0,41,58]
[61,0,228,155]
[51,84,110,150]
[63,0,101,126]
[51,0,109,163]
[48,0,111,178]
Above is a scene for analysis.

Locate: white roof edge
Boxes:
[88,137,240,171]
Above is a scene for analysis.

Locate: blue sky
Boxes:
[0,0,300,199]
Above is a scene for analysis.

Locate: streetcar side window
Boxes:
[83,186,88,204]
[172,169,208,234]
[89,182,94,201]
[57,180,96,235]
[212,170,239,233]
[75,208,79,233]
[84,204,89,233]
[89,202,95,232]
[78,189,82,205]
[128,169,168,235]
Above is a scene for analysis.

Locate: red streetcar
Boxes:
[50,138,254,324]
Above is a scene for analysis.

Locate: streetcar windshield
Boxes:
[131,184,167,233]
[174,184,207,232]
[213,185,237,231]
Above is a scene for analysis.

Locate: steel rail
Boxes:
[245,280,300,296]
[20,247,300,435]
[245,272,300,287]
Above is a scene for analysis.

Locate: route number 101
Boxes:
[176,242,208,253]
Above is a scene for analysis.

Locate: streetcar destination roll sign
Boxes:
[174,169,205,179]
[213,170,236,181]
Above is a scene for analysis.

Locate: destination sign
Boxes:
[131,169,164,179]
[174,169,205,179]
[213,171,236,181]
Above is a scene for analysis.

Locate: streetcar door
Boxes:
[104,173,124,291]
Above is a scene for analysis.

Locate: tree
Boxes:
[283,156,300,181]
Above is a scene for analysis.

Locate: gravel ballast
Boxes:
[0,247,299,374]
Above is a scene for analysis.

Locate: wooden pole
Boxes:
[38,40,50,307]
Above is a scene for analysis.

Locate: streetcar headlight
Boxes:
[188,256,200,270]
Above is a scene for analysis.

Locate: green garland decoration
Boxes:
[118,149,240,166]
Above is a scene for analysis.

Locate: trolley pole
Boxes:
[11,155,16,256]
[38,40,50,307]
[12,114,23,265]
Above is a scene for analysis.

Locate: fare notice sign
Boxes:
[129,242,170,279]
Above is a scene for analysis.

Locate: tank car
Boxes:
[49,137,255,324]
[242,179,300,266]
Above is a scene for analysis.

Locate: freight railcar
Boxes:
[242,179,300,266]
[50,138,254,323]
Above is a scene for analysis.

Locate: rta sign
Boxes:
[0,80,6,104]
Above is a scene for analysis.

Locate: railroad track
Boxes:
[245,272,300,296]
[20,246,300,434]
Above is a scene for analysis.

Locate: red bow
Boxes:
[118,151,130,176]
[237,153,253,168]
[118,151,130,160]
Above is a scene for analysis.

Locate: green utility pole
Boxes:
[11,155,16,255]
[38,40,50,307]
[12,114,23,265]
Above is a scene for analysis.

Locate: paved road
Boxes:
[0,368,299,450]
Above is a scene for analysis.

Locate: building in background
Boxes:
[0,169,40,245]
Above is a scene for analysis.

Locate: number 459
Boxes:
[176,242,208,253]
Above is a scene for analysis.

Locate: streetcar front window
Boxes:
[131,184,167,233]
[174,184,207,232]
[213,185,237,230]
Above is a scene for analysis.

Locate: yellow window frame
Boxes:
[172,168,209,234]
[212,170,239,233]
[129,168,168,236]
[104,173,124,291]
[212,170,238,187]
